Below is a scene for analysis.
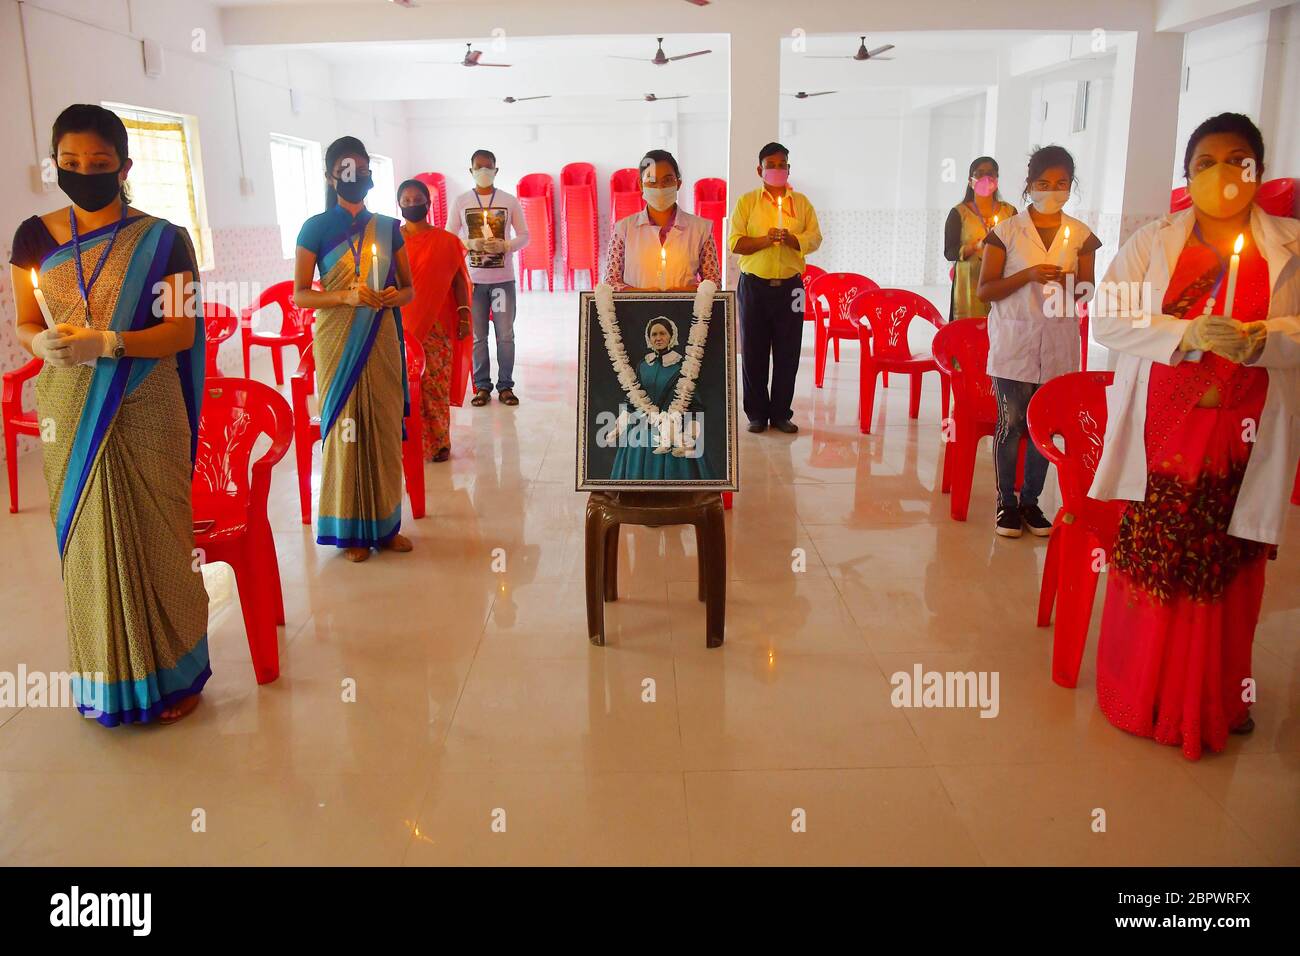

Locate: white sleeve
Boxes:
[1092,222,1188,366]
[506,194,530,253]
[448,194,468,243]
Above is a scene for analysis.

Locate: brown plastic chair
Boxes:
[584,491,726,647]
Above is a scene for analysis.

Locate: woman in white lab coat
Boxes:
[1089,113,1300,760]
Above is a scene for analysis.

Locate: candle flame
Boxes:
[993,215,998,226]
[1233,233,1244,255]
[371,243,377,255]
[1063,226,1070,242]
[29,268,39,290]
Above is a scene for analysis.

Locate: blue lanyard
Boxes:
[474,189,497,210]
[69,200,128,322]
[344,211,368,278]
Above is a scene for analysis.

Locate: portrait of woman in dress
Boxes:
[609,316,713,482]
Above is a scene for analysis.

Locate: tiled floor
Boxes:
[0,289,1296,866]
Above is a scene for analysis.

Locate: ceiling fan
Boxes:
[618,93,690,102]
[609,37,712,66]
[784,91,837,99]
[502,95,551,104]
[809,36,895,61]
[418,43,511,68]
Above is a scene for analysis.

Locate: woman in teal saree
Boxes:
[9,105,208,725]
[293,136,415,562]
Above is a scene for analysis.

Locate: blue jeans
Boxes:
[471,280,517,391]
[992,376,1050,512]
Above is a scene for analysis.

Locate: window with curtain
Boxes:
[104,103,211,271]
[270,134,324,259]
[369,153,398,219]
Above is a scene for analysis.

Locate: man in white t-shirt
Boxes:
[448,148,530,406]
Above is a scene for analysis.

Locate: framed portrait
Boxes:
[576,289,738,492]
[464,206,510,270]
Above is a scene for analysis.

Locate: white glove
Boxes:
[1210,320,1268,364]
[31,329,67,363]
[1180,313,1243,354]
[40,325,108,368]
[467,237,486,252]
[482,238,506,254]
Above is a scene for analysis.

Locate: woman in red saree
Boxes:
[1090,113,1300,760]
[398,179,472,461]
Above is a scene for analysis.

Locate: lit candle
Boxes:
[480,220,493,240]
[1223,233,1244,317]
[659,244,667,291]
[1057,225,1071,269]
[29,269,56,330]
[777,195,784,230]
[370,243,379,290]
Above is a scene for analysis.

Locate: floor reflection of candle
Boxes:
[29,269,56,329]
[1223,233,1244,316]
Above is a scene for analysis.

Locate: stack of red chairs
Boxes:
[291,333,427,526]
[849,289,949,434]
[693,178,727,271]
[2,357,42,513]
[240,280,313,386]
[191,377,293,685]
[807,272,879,388]
[414,172,449,229]
[517,173,556,291]
[203,302,238,377]
[1027,371,1123,688]
[931,317,1024,521]
[609,168,644,227]
[561,162,599,291]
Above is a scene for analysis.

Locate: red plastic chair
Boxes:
[610,168,644,226]
[561,182,600,291]
[191,377,293,685]
[203,302,238,377]
[517,173,556,291]
[807,272,879,388]
[1171,177,1297,217]
[291,335,427,526]
[931,318,1024,522]
[800,264,826,319]
[3,358,42,513]
[1293,461,1300,506]
[849,289,950,434]
[414,172,449,229]
[240,280,312,386]
[1027,371,1123,688]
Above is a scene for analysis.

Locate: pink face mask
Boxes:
[761,167,790,187]
[971,175,998,197]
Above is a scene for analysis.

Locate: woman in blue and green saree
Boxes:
[293,136,415,563]
[8,105,208,726]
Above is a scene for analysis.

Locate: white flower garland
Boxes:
[594,281,716,455]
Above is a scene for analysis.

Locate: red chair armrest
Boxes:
[2,358,43,409]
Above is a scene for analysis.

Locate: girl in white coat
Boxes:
[1089,113,1300,760]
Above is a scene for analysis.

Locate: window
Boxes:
[103,103,212,271]
[270,134,324,259]
[368,153,398,219]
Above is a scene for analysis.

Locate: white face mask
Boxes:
[472,167,497,189]
[1029,189,1069,215]
[642,185,678,212]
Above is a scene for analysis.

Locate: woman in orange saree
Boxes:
[397,179,472,461]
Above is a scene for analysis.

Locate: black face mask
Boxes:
[400,202,429,222]
[58,166,123,213]
[334,173,373,203]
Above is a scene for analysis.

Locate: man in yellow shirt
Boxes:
[728,142,822,433]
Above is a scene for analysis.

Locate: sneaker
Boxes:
[770,419,799,434]
[1020,503,1053,537]
[995,507,1023,538]
[746,421,767,434]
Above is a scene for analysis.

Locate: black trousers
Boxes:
[737,272,804,425]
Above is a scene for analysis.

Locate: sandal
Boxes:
[344,547,371,563]
[470,389,491,407]
[498,388,519,406]
[384,534,413,553]
[432,447,450,463]
[1230,716,1255,735]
